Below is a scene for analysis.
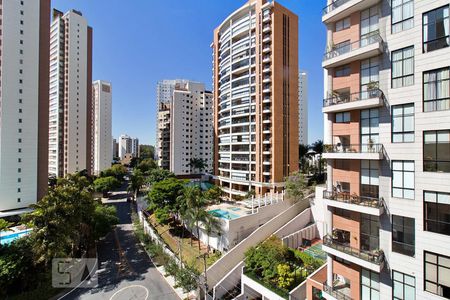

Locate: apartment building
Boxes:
[169,81,213,175]
[92,80,112,175]
[212,0,299,199]
[48,9,93,177]
[307,1,450,299]
[155,79,189,169]
[299,70,309,145]
[131,137,139,158]
[112,138,118,159]
[0,0,50,214]
[118,134,132,160]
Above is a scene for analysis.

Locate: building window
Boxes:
[392,160,414,199]
[361,268,380,300]
[424,191,450,236]
[392,46,414,88]
[392,0,414,33]
[423,68,450,112]
[360,214,379,251]
[335,65,351,77]
[392,103,414,143]
[361,6,379,41]
[425,251,450,298]
[335,112,350,123]
[393,270,415,300]
[361,108,379,151]
[424,130,450,172]
[335,17,350,32]
[423,6,450,53]
[392,215,415,256]
[361,160,379,198]
[361,57,379,93]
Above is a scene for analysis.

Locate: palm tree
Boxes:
[298,144,310,173]
[311,140,324,175]
[188,158,206,174]
[177,186,204,247]
[203,214,222,252]
[128,169,145,200]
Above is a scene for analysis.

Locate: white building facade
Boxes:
[48,9,93,177]
[299,71,309,145]
[0,0,50,213]
[118,134,132,160]
[92,80,112,175]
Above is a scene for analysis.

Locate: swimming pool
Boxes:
[209,209,240,220]
[0,229,31,245]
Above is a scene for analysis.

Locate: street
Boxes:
[61,197,180,300]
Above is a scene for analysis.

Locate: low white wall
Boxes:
[289,280,307,300]
[242,274,286,300]
[208,195,312,295]
[310,186,327,239]
[282,223,319,249]
[275,208,312,238]
[214,261,244,300]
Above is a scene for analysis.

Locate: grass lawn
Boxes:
[147,214,220,272]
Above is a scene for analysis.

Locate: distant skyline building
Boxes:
[155,79,189,169]
[118,134,132,160]
[169,81,213,175]
[212,0,299,198]
[112,138,119,159]
[299,71,308,145]
[131,137,139,158]
[92,80,112,174]
[48,9,93,177]
[0,0,50,214]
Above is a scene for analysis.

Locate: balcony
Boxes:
[323,191,384,216]
[322,89,385,113]
[262,25,271,33]
[322,0,381,24]
[322,32,383,68]
[322,235,384,272]
[323,143,384,160]
[323,283,353,300]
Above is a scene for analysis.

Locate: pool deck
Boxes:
[208,202,252,219]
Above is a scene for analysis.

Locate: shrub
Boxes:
[164,257,180,277]
[155,207,171,225]
[175,263,199,292]
[277,263,295,290]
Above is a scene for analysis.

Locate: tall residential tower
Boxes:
[299,71,309,145]
[92,80,112,175]
[307,1,450,299]
[0,0,50,213]
[212,0,299,199]
[48,9,93,177]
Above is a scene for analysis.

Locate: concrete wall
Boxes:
[214,261,244,300]
[289,280,307,300]
[282,223,319,250]
[274,207,312,238]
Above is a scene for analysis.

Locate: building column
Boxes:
[327,255,333,287]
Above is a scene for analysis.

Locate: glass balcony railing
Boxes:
[323,89,384,107]
[322,0,351,16]
[324,143,383,154]
[323,32,382,61]
[323,235,384,265]
[323,283,353,300]
[323,190,382,208]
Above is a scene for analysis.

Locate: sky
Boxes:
[52,0,326,145]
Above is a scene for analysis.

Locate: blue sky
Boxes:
[52,0,326,145]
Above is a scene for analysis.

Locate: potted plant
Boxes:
[368,138,375,152]
[366,81,379,98]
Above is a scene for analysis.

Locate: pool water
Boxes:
[0,229,31,245]
[209,209,240,220]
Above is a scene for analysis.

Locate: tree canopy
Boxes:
[147,177,186,210]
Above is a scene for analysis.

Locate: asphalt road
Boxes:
[61,200,180,300]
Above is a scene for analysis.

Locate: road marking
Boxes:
[109,285,149,300]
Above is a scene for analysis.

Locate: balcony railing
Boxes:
[323,89,384,107]
[323,235,384,265]
[324,143,383,154]
[322,0,351,15]
[323,32,382,61]
[323,191,382,208]
[323,283,353,300]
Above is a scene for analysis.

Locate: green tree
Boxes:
[203,185,223,204]
[285,171,308,203]
[175,264,199,293]
[0,219,12,232]
[203,213,222,252]
[188,158,206,174]
[100,164,127,181]
[146,168,175,186]
[311,140,324,175]
[154,207,171,225]
[92,204,119,239]
[136,158,157,174]
[147,177,185,210]
[277,263,295,289]
[94,176,120,197]
[128,169,145,200]
[139,144,155,160]
[299,144,310,173]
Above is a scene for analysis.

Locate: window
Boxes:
[361,268,380,300]
[361,160,379,198]
[425,251,450,298]
[361,57,379,93]
[393,270,415,300]
[392,215,415,256]
[423,6,449,53]
[335,17,350,32]
[392,104,414,143]
[424,130,450,172]
[335,65,351,77]
[392,47,414,88]
[361,6,379,40]
[361,108,379,151]
[424,191,450,236]
[360,214,379,251]
[392,161,414,199]
[336,112,350,123]
[423,68,450,112]
[392,0,414,33]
